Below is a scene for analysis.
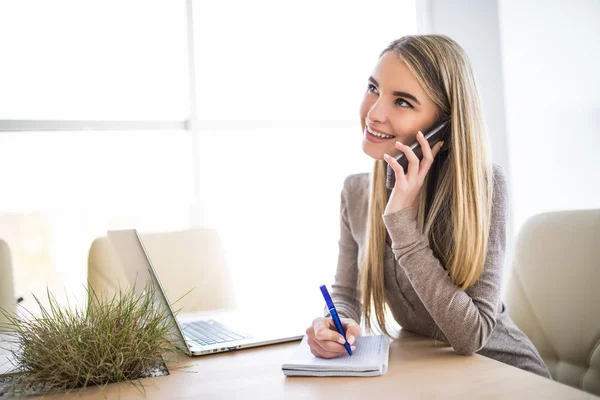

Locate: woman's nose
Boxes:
[366,99,387,125]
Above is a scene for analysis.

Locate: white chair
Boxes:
[0,239,15,326]
[505,209,600,395]
[88,228,236,314]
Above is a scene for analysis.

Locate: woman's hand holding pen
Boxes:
[305,317,361,359]
[383,131,444,216]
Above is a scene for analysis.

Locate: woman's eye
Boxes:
[368,84,378,94]
[395,98,413,109]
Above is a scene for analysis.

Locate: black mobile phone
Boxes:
[386,119,450,190]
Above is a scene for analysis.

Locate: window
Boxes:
[0,1,189,120]
[190,0,418,316]
[0,0,417,318]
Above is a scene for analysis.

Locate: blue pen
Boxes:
[320,284,352,356]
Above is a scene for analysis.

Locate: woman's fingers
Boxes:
[417,132,444,178]
[341,318,361,345]
[416,131,434,176]
[383,153,406,185]
[396,140,419,177]
[307,317,360,358]
[308,337,327,358]
[432,141,444,157]
[312,317,346,344]
[310,335,353,357]
[307,337,338,358]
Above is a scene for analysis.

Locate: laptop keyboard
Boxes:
[181,320,250,346]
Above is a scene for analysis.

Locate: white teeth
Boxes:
[367,126,395,139]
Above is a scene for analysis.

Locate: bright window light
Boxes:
[191,0,418,316]
[0,1,190,120]
[0,0,417,319]
[192,0,418,122]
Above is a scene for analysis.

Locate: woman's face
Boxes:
[360,51,440,160]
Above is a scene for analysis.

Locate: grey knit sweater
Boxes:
[329,164,551,378]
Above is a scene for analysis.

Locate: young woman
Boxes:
[305,34,551,378]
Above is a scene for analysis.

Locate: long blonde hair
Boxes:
[361,35,494,337]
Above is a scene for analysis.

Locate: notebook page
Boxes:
[282,335,389,372]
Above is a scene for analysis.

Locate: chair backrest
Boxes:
[505,209,600,395]
[88,228,236,313]
[0,239,15,325]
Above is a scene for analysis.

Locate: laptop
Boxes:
[106,229,304,356]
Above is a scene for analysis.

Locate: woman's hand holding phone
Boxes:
[305,316,361,359]
[383,131,444,216]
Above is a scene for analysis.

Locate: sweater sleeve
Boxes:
[381,165,508,355]
[324,175,362,322]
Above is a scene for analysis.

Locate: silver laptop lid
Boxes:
[106,229,191,354]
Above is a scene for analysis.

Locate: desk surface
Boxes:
[13,330,592,399]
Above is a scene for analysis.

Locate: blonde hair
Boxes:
[361,35,494,337]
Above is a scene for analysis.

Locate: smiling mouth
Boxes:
[366,126,396,139]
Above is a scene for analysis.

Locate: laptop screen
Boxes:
[106,229,190,354]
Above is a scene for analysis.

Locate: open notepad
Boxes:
[282,335,390,377]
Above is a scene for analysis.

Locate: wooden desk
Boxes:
[19,330,594,399]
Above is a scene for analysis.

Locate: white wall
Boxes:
[498,0,600,234]
[419,0,510,172]
[419,0,600,294]
[418,0,514,291]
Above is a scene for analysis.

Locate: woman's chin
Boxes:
[362,140,391,161]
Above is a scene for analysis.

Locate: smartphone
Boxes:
[386,119,450,190]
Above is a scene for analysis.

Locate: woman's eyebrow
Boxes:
[368,76,421,105]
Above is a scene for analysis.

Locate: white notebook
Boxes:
[282,335,390,377]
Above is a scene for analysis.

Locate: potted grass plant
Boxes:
[0,284,183,397]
